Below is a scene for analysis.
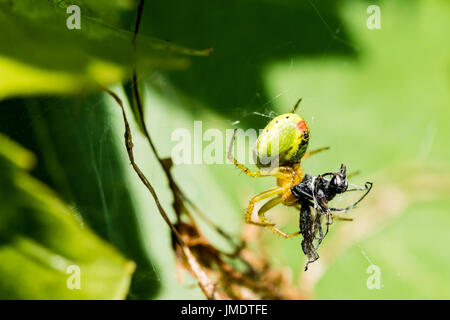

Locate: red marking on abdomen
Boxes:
[296,120,308,132]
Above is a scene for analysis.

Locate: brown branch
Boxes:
[130,0,239,249]
[132,0,145,51]
[103,87,227,300]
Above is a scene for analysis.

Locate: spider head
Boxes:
[329,164,348,194]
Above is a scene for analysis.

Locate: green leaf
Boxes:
[264,0,450,298]
[0,0,211,100]
[0,133,135,299]
[315,201,450,299]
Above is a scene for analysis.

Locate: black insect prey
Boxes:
[291,164,373,270]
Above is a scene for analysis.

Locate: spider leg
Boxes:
[301,147,330,161]
[291,98,302,113]
[257,197,300,239]
[332,213,353,221]
[245,186,283,227]
[227,129,293,179]
[347,170,361,179]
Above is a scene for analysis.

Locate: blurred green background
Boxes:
[0,0,449,299]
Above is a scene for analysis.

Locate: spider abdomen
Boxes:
[254,113,309,168]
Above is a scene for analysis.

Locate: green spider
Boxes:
[227,98,338,238]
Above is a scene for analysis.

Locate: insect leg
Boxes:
[330,182,373,213]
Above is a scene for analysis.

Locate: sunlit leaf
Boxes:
[0,133,135,299]
[0,0,210,100]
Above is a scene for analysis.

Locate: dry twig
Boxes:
[104,87,227,300]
